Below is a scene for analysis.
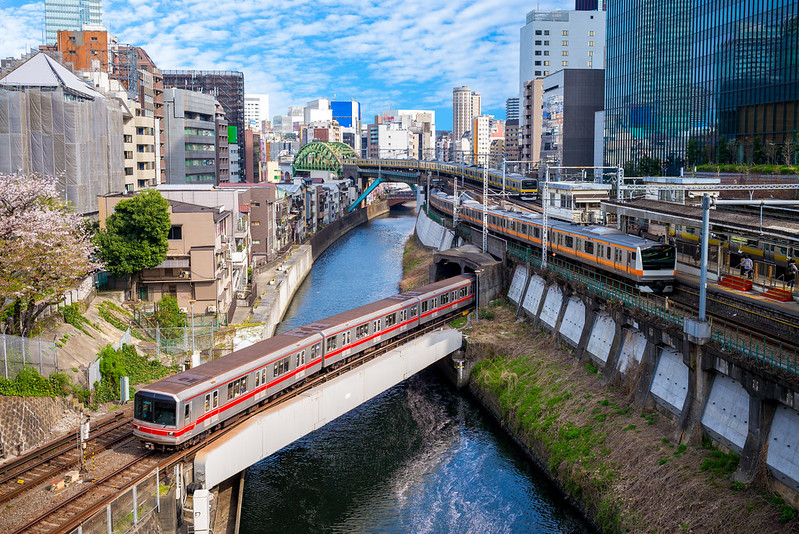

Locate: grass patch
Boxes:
[585,363,598,374]
[700,449,739,477]
[60,303,96,337]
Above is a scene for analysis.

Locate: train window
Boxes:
[607,246,612,260]
[631,252,636,261]
[228,382,234,400]
[261,370,266,384]
[205,394,210,412]
[534,228,540,239]
[557,234,563,246]
[410,305,418,317]
[213,391,218,408]
[597,244,603,257]
[441,293,449,305]
[433,297,438,308]
[422,301,429,313]
[326,336,337,351]
[302,350,306,364]
[385,313,397,327]
[565,236,573,248]
[615,249,622,262]
[585,241,593,254]
[255,372,260,387]
[184,403,190,421]
[356,323,369,339]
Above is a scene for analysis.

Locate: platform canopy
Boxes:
[292,141,359,176]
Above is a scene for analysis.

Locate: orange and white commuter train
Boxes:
[429,191,676,293]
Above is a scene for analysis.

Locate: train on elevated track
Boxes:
[133,275,475,449]
[430,191,676,293]
[353,158,539,200]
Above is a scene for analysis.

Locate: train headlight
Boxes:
[168,431,175,436]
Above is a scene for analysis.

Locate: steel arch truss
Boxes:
[292,142,359,176]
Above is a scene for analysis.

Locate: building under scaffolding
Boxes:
[163,70,245,182]
[0,53,125,216]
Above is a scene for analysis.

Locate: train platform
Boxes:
[675,261,799,321]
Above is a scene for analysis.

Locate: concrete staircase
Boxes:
[719,275,752,292]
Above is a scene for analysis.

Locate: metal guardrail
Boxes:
[506,242,799,375]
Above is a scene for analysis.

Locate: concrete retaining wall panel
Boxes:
[560,297,586,347]
[649,347,689,416]
[616,329,647,375]
[586,312,616,364]
[767,405,799,493]
[521,275,546,318]
[701,375,749,454]
[508,265,528,306]
[539,285,564,331]
[415,210,455,250]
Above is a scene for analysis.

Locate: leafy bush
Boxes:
[60,303,95,337]
[154,295,187,328]
[0,367,71,397]
[93,343,175,404]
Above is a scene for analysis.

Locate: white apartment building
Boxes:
[304,98,332,125]
[519,10,606,98]
[452,86,480,161]
[244,94,270,132]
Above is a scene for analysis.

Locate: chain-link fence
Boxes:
[0,333,58,379]
[132,307,220,358]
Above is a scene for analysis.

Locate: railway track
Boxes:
[6,317,467,533]
[0,411,134,507]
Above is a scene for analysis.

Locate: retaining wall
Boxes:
[415,209,455,250]
[0,396,70,458]
[505,263,799,505]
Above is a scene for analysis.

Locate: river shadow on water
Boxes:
[240,210,594,533]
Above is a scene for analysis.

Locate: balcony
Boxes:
[230,250,246,267]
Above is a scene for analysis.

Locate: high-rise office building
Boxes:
[163,70,245,181]
[505,97,520,121]
[604,0,799,170]
[44,0,104,45]
[519,9,606,99]
[452,86,481,161]
[244,94,270,132]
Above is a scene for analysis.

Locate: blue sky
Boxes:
[2,0,572,130]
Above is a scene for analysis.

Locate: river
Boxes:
[239,209,593,533]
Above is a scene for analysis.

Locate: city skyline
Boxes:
[1,0,575,130]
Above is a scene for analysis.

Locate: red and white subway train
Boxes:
[429,191,676,293]
[133,275,475,449]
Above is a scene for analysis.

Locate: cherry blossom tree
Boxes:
[0,173,99,336]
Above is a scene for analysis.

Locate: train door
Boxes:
[204,390,220,427]
[296,349,306,379]
[183,402,191,428]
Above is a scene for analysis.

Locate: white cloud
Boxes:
[4,0,575,125]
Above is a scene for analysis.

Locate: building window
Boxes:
[561,61,568,66]
[253,240,261,245]
[589,30,595,36]
[535,40,542,45]
[535,50,541,56]
[544,40,550,45]
[544,71,550,75]
[535,71,542,76]
[252,221,260,226]
[587,61,593,67]
[562,50,568,56]
[168,226,182,240]
[535,60,541,66]
[562,40,569,46]
[535,30,542,35]
[588,51,594,56]
[562,30,568,36]
[544,50,549,56]
[544,30,549,35]
[544,60,550,66]
[589,40,595,47]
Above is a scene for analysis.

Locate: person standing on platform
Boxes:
[788,259,797,291]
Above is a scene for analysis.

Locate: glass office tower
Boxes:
[44,0,104,45]
[604,0,799,170]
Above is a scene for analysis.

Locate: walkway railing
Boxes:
[506,242,799,376]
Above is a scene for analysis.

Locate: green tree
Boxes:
[154,295,187,328]
[685,138,702,167]
[95,190,171,277]
[752,136,766,164]
[638,156,662,176]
